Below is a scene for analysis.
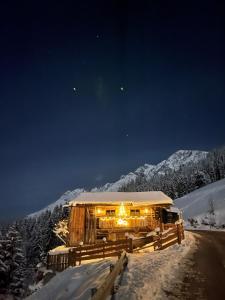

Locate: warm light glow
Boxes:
[144,208,148,213]
[117,218,128,226]
[97,208,102,214]
[118,202,127,217]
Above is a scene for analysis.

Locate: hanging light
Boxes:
[96,208,102,214]
[118,202,127,217]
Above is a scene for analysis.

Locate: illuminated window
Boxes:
[130,209,140,216]
[106,209,115,216]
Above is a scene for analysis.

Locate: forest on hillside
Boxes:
[119,147,225,199]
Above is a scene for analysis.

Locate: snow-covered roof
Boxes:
[69,191,173,206]
[167,206,181,213]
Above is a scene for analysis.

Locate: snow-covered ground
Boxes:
[174,178,225,227]
[26,232,195,300]
[26,258,116,300]
[116,231,196,300]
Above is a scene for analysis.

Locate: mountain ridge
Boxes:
[28,149,208,218]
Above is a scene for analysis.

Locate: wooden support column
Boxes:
[159,207,164,233]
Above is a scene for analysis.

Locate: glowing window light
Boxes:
[144,208,149,214]
[96,208,102,214]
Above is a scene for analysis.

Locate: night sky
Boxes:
[0,0,225,220]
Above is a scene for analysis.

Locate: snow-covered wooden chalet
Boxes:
[67,191,180,246]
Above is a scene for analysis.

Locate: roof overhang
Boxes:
[69,191,173,206]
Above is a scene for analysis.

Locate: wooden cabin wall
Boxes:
[68,206,85,246]
[68,204,172,245]
[84,206,96,244]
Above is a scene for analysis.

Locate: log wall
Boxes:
[68,206,85,246]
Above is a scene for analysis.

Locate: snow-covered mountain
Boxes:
[174,178,225,226]
[91,150,208,192]
[28,189,85,218]
[29,150,207,217]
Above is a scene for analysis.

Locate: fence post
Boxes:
[103,243,105,259]
[181,223,185,240]
[91,251,127,300]
[68,249,72,267]
[46,253,50,269]
[177,224,181,244]
[159,233,162,250]
[128,238,133,253]
[91,287,98,296]
[56,254,60,272]
[69,248,77,267]
[79,246,82,265]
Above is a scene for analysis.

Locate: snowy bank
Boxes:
[26,232,195,300]
[174,178,225,227]
[116,231,196,300]
[26,258,116,300]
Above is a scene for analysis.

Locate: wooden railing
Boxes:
[47,224,184,272]
[47,252,69,272]
[91,250,128,300]
[131,223,184,251]
[154,223,185,250]
[47,239,132,272]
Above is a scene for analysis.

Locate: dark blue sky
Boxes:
[0,0,225,220]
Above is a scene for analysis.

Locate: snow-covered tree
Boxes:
[0,226,26,298]
[207,197,216,228]
[53,219,69,244]
[0,234,9,294]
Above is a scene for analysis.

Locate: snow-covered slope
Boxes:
[29,150,207,217]
[174,178,225,226]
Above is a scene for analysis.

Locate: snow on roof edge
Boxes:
[69,191,173,206]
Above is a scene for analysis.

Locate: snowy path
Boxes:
[115,232,196,300]
[26,258,116,300]
[177,230,225,300]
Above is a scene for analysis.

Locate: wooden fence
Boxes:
[47,238,132,272]
[91,250,128,300]
[131,223,184,251]
[47,223,184,272]
[153,223,184,250]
